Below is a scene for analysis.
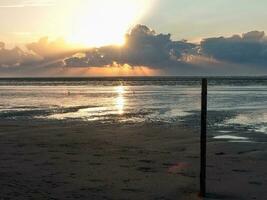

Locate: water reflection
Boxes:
[115,86,125,115]
[116,85,125,95]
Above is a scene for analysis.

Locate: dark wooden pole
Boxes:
[200,78,207,197]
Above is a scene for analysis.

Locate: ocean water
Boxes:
[0,77,266,142]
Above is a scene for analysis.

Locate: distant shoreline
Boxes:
[0,75,266,81]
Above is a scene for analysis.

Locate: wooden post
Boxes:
[200,78,207,197]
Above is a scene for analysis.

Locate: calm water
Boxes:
[0,77,266,142]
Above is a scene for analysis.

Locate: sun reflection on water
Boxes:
[115,86,125,115]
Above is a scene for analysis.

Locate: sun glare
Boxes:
[67,0,152,47]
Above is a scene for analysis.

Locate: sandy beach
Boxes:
[0,120,266,200]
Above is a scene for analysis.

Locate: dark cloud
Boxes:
[0,42,40,67]
[0,25,267,76]
[64,25,197,69]
[200,31,267,65]
[0,37,80,77]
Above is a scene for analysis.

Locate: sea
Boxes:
[0,77,266,142]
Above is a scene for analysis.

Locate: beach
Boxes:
[0,119,266,200]
[1,0,267,198]
[0,77,266,199]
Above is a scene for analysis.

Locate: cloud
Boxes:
[0,42,40,67]
[0,0,55,8]
[27,37,75,58]
[64,25,197,70]
[200,31,267,65]
[0,37,77,74]
[0,25,267,76]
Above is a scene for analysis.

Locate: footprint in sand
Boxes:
[121,188,144,193]
[138,159,155,164]
[137,167,157,173]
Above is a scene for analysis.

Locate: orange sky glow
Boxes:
[63,64,161,77]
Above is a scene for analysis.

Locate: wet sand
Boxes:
[0,120,266,200]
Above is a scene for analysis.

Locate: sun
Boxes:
[67,0,152,47]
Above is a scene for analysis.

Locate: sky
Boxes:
[0,0,267,76]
